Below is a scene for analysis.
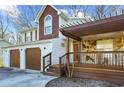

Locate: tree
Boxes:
[69,5,89,17]
[92,5,119,19]
[12,5,41,31]
[0,12,10,39]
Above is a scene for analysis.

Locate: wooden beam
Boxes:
[73,22,78,25]
[89,18,92,22]
[67,24,71,27]
[69,23,74,26]
[80,20,84,23]
[60,29,81,41]
[76,21,81,25]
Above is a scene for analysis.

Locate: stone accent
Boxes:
[82,40,96,52]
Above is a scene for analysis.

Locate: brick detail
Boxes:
[39,5,59,40]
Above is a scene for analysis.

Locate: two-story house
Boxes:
[2,5,90,71]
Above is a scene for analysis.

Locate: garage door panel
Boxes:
[26,48,41,71]
[10,49,20,68]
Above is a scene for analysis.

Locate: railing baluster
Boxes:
[59,51,124,73]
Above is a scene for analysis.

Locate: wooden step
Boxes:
[73,67,124,76]
[44,71,61,77]
[73,72,124,85]
[73,73,124,85]
[70,67,124,85]
[47,68,60,73]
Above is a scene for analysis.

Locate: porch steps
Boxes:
[72,67,124,85]
[44,64,64,77]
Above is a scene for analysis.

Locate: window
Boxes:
[18,34,23,44]
[26,32,31,43]
[44,15,52,35]
[96,39,113,51]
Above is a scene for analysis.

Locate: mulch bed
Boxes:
[46,77,123,87]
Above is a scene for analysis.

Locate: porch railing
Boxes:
[59,51,124,73]
[43,52,52,73]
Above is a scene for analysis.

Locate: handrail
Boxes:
[59,51,124,73]
[43,52,52,73]
[43,52,52,58]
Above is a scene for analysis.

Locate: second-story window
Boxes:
[44,15,52,35]
[26,32,31,43]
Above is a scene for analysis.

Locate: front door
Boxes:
[73,43,81,63]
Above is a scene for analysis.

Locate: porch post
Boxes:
[66,37,70,64]
[79,41,81,63]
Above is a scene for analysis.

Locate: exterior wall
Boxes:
[52,37,66,64]
[3,40,52,71]
[38,5,59,40]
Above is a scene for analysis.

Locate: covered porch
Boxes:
[59,13,124,84]
[59,13,124,69]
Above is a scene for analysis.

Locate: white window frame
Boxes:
[26,32,31,43]
[44,15,52,35]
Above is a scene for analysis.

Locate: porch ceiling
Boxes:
[60,14,124,40]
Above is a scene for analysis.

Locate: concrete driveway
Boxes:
[0,67,56,87]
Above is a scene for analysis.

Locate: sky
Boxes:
[0,5,124,34]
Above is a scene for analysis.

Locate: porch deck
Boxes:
[43,51,124,85]
[47,64,124,85]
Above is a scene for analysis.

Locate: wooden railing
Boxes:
[43,52,52,72]
[59,51,124,73]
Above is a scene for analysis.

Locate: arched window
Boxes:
[44,15,52,35]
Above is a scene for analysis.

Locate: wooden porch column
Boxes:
[66,37,70,64]
[79,41,81,63]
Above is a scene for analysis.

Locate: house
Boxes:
[2,5,90,71]
[2,5,124,84]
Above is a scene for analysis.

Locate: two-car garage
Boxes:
[10,48,41,71]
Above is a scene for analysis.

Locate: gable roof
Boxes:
[35,5,69,22]
[35,5,59,21]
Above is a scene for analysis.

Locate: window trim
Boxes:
[26,32,31,43]
[44,15,52,35]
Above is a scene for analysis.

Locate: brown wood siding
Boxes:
[26,48,41,71]
[39,5,59,40]
[10,49,20,68]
